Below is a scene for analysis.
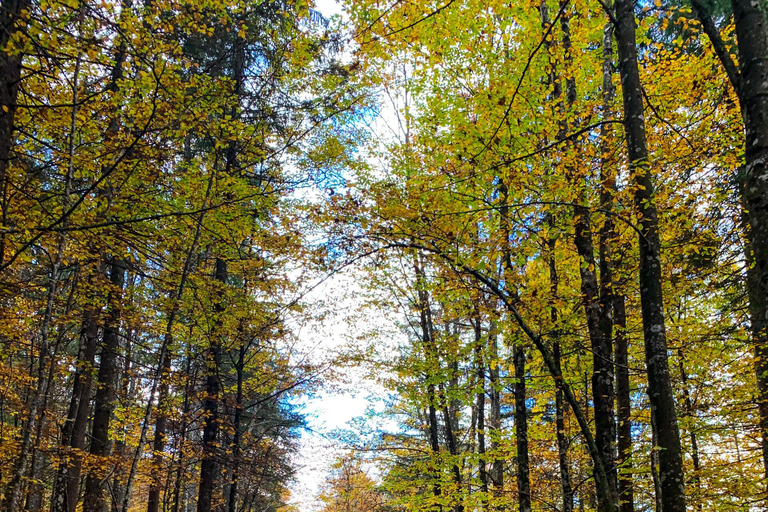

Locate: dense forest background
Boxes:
[0,0,767,511]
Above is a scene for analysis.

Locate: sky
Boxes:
[286,2,397,509]
[285,268,389,511]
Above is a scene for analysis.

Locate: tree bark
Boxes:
[227,343,246,512]
[415,255,443,507]
[196,257,227,512]
[488,322,503,499]
[473,309,489,501]
[513,343,531,512]
[730,0,768,484]
[0,0,31,268]
[51,301,100,512]
[614,296,634,512]
[83,258,127,512]
[612,1,686,510]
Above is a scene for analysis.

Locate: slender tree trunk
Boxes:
[112,329,135,512]
[25,318,64,512]
[730,0,768,485]
[614,296,634,512]
[546,218,573,512]
[441,400,464,512]
[196,257,227,512]
[49,40,97,512]
[513,343,531,512]
[147,166,210,512]
[52,302,100,512]
[83,258,127,512]
[550,1,619,506]
[227,344,246,512]
[6,210,69,511]
[488,321,503,500]
[598,15,634,512]
[473,310,489,502]
[613,1,686,510]
[650,413,662,512]
[415,255,443,507]
[172,353,195,512]
[553,342,573,512]
[678,354,702,511]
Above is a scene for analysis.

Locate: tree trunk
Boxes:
[172,353,195,512]
[614,295,634,512]
[730,0,768,484]
[546,218,572,512]
[415,255,443,507]
[513,343,531,512]
[553,342,573,512]
[613,1,686,510]
[147,164,210,512]
[83,258,127,512]
[488,322,503,499]
[0,0,31,268]
[196,257,227,512]
[51,302,100,512]
[111,328,135,512]
[227,344,246,512]
[678,354,702,511]
[473,310,489,501]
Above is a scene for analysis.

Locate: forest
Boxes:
[0,0,766,510]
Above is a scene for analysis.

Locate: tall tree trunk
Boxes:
[678,354,702,511]
[612,1,686,510]
[553,342,573,512]
[172,352,195,512]
[52,301,100,512]
[196,257,227,512]
[546,216,572,512]
[0,0,31,268]
[473,309,489,502]
[598,14,634,512]
[49,40,97,512]
[488,321,503,500]
[513,343,531,512]
[83,258,127,512]
[415,255,443,507]
[550,1,618,506]
[614,295,634,512]
[147,163,210,512]
[112,328,135,512]
[6,210,69,511]
[730,0,768,484]
[227,344,246,512]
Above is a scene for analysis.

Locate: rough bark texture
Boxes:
[83,258,127,512]
[730,0,768,483]
[51,303,100,512]
[613,1,686,510]
[196,257,227,512]
[0,0,30,267]
[514,344,531,512]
